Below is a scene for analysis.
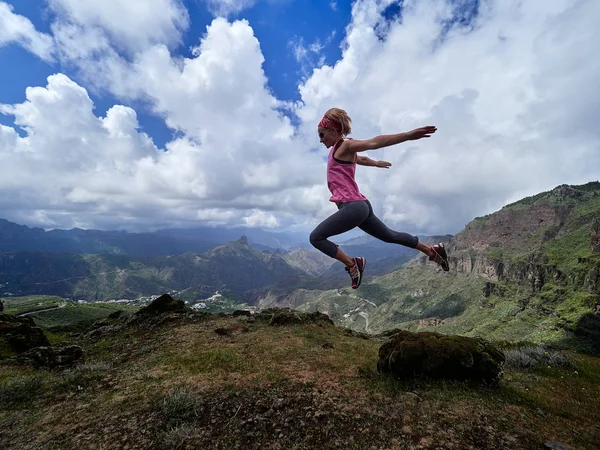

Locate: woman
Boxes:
[309,108,449,289]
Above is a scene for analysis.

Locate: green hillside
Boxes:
[0,238,308,304]
[258,183,600,355]
[1,308,598,449]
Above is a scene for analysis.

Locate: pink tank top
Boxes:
[327,140,367,203]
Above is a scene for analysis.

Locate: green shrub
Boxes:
[503,346,573,370]
[0,376,45,406]
[161,423,200,449]
[156,388,200,424]
[56,361,111,393]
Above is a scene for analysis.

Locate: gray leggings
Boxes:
[309,200,419,258]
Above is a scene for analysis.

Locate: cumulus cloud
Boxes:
[0,2,54,60]
[48,0,189,54]
[0,0,599,238]
[295,0,600,234]
[0,16,330,232]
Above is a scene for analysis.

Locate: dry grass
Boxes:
[0,313,599,449]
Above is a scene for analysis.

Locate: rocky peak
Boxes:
[552,185,584,199]
[239,235,248,245]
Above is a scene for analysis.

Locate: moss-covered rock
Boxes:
[377,330,505,386]
[14,345,84,369]
[257,308,334,326]
[135,294,186,317]
[0,314,50,356]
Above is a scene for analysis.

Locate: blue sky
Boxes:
[1,0,353,147]
[0,0,598,235]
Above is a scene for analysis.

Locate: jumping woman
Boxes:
[309,108,449,289]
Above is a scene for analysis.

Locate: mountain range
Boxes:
[254,182,600,354]
[2,182,600,355]
[0,219,309,257]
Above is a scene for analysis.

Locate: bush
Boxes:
[56,361,111,393]
[161,423,200,449]
[0,376,45,406]
[157,388,200,424]
[503,346,573,370]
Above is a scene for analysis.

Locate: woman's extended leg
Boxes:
[358,201,449,271]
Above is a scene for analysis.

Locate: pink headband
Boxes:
[318,117,342,132]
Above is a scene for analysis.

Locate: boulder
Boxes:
[258,308,334,326]
[135,294,186,317]
[1,314,50,354]
[377,330,505,386]
[16,345,84,368]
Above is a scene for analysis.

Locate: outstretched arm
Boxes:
[356,156,391,168]
[344,126,437,154]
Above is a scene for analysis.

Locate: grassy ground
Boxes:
[24,303,138,331]
[1,296,66,315]
[1,313,599,449]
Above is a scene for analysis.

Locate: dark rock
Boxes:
[322,343,334,349]
[215,327,230,336]
[16,345,84,368]
[1,314,51,354]
[5,325,51,353]
[375,328,404,338]
[232,310,252,317]
[377,330,505,386]
[135,294,186,317]
[260,308,334,326]
[215,326,249,336]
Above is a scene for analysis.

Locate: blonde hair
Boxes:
[323,108,352,136]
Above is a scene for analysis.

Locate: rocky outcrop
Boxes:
[1,314,50,355]
[377,330,505,386]
[135,294,186,317]
[15,345,84,368]
[483,282,505,298]
[591,219,600,253]
[256,308,334,326]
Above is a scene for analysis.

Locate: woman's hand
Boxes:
[376,160,392,168]
[406,126,437,140]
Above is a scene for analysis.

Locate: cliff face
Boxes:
[382,183,600,352]
[432,184,600,300]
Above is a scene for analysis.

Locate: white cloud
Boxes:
[0,2,54,60]
[48,0,189,54]
[0,18,331,232]
[295,0,600,234]
[203,0,258,17]
[242,209,279,228]
[289,32,335,76]
[1,0,599,239]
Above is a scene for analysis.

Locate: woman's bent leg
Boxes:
[309,201,370,260]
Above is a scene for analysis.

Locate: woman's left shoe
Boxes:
[345,257,366,289]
